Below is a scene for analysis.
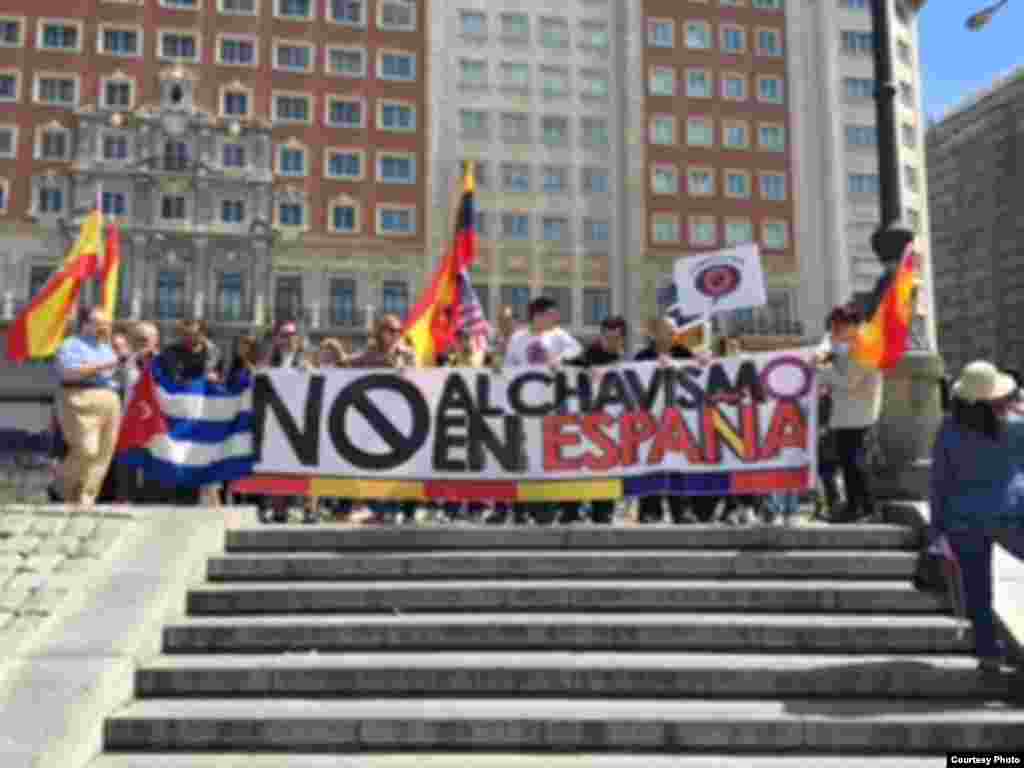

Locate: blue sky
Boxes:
[919,0,1024,120]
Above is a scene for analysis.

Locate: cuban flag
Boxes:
[454,272,492,355]
[116,357,255,487]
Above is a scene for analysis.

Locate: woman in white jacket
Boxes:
[818,304,883,523]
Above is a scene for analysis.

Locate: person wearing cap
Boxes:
[930,360,1024,673]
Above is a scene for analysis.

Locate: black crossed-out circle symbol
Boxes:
[328,374,430,470]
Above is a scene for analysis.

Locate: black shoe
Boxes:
[302,507,320,524]
[484,511,508,525]
[47,485,63,503]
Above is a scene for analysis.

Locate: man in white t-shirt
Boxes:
[488,296,582,526]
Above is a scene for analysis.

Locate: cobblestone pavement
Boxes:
[0,505,138,656]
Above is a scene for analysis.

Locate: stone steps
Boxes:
[103,698,1024,753]
[207,550,917,581]
[135,652,1012,699]
[163,612,974,654]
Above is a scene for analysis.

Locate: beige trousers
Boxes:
[58,388,121,505]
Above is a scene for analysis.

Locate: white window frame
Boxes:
[721,72,747,101]
[34,123,71,161]
[377,0,417,32]
[216,33,259,67]
[97,23,143,57]
[759,171,787,201]
[324,147,365,181]
[219,82,253,118]
[36,18,83,53]
[274,0,315,21]
[725,217,754,245]
[579,20,609,50]
[377,99,417,132]
[648,66,676,97]
[649,115,676,146]
[762,219,789,250]
[157,28,201,63]
[218,0,259,15]
[0,177,9,213]
[756,26,783,56]
[650,162,679,195]
[757,74,784,104]
[376,204,417,236]
[685,20,711,50]
[686,116,713,147]
[459,10,487,38]
[539,16,570,49]
[272,90,313,125]
[0,16,25,48]
[0,124,18,159]
[500,12,529,42]
[276,140,308,177]
[328,196,362,234]
[581,117,609,146]
[0,69,20,103]
[220,139,248,169]
[33,176,68,216]
[687,165,715,197]
[326,45,367,78]
[159,0,201,10]
[459,58,489,89]
[500,61,530,91]
[33,73,80,108]
[686,68,712,98]
[99,75,136,110]
[647,18,674,48]
[580,69,610,101]
[689,215,717,246]
[724,169,752,199]
[99,130,131,163]
[273,39,315,73]
[377,49,417,81]
[376,151,417,184]
[722,119,749,149]
[720,24,746,53]
[328,0,366,26]
[325,95,366,128]
[651,213,681,244]
[758,121,786,152]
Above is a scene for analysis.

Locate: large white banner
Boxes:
[673,244,768,318]
[253,351,817,490]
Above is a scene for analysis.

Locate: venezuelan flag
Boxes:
[5,210,105,362]
[403,163,478,366]
[851,244,919,371]
[100,222,122,319]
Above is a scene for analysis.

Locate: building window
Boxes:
[584,218,610,243]
[100,26,141,56]
[163,140,189,171]
[217,273,244,322]
[161,0,199,8]
[539,17,569,49]
[29,266,53,296]
[221,200,245,223]
[652,213,680,244]
[760,172,787,201]
[331,203,359,233]
[501,12,529,41]
[536,115,565,146]
[275,41,313,72]
[647,19,674,48]
[687,167,715,197]
[843,77,874,100]
[753,0,783,8]
[900,80,914,107]
[758,123,785,151]
[580,70,609,100]
[279,202,304,227]
[275,0,313,19]
[378,101,416,131]
[501,163,530,192]
[329,279,356,326]
[904,163,919,192]
[651,164,679,195]
[581,117,609,146]
[501,285,530,321]
[222,143,246,168]
[38,127,69,160]
[901,122,917,148]
[101,191,126,216]
[459,11,486,37]
[274,93,311,123]
[542,216,568,242]
[722,74,747,100]
[378,206,415,235]
[725,171,751,199]
[542,166,568,194]
[839,0,868,9]
[102,134,129,161]
[583,289,611,327]
[721,25,745,53]
[687,117,714,147]
[35,76,78,107]
[381,281,409,317]
[500,62,530,91]
[274,276,303,324]
[329,0,364,25]
[689,216,717,246]
[847,173,879,195]
[161,195,187,219]
[39,21,80,52]
[156,271,185,319]
[757,76,784,103]
[219,35,256,65]
[686,69,711,98]
[649,67,675,96]
[222,89,249,117]
[0,126,16,158]
[501,112,530,143]
[102,79,134,109]
[840,30,872,54]
[582,167,609,194]
[0,18,23,47]
[650,116,675,145]
[159,31,199,61]
[763,220,788,250]
[541,286,572,322]
[501,213,530,239]
[378,152,416,183]
[378,0,416,31]
[686,21,711,49]
[379,51,416,81]
[580,21,609,50]
[459,110,489,139]
[326,97,364,128]
[220,0,258,15]
[0,73,19,102]
[278,145,307,176]
[38,185,63,213]
[757,28,782,56]
[326,149,362,180]
[459,59,488,88]
[722,120,748,149]
[845,123,877,148]
[327,46,366,77]
[541,67,569,99]
[725,218,753,245]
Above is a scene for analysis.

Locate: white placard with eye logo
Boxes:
[673,243,767,317]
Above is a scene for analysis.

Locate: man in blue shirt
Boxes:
[53,308,122,506]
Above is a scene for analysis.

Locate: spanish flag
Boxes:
[5,210,106,362]
[851,244,919,371]
[100,222,122,318]
[402,163,478,366]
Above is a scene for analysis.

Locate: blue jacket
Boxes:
[930,415,1024,533]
